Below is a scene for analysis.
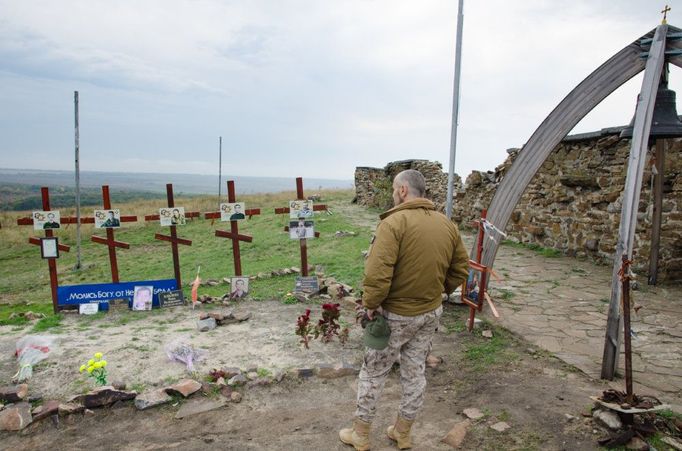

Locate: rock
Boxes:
[316,363,359,379]
[27,394,43,403]
[297,368,314,378]
[32,400,60,422]
[84,409,95,416]
[593,409,622,430]
[69,386,136,408]
[219,386,233,399]
[174,398,227,419]
[661,436,682,451]
[0,384,29,403]
[230,392,242,403]
[166,379,202,398]
[0,403,4,411]
[246,371,259,380]
[564,413,577,422]
[200,382,213,395]
[482,330,493,338]
[273,370,285,383]
[216,377,226,387]
[441,419,470,448]
[462,407,484,420]
[222,367,242,379]
[135,389,173,410]
[0,402,32,431]
[196,317,217,331]
[490,421,510,432]
[58,402,85,416]
[625,437,649,451]
[227,374,248,386]
[111,381,127,390]
[206,280,220,286]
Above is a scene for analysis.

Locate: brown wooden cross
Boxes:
[90,185,137,283]
[274,177,327,277]
[143,184,197,287]
[16,187,71,313]
[204,180,261,276]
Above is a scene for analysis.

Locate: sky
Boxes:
[0,0,680,181]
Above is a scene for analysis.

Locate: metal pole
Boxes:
[445,0,464,219]
[218,136,222,208]
[74,91,82,270]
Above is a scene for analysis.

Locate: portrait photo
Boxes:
[95,209,121,228]
[132,285,154,311]
[229,277,249,299]
[160,207,186,226]
[289,200,314,219]
[33,210,61,230]
[462,261,487,308]
[220,202,246,221]
[40,237,59,259]
[289,220,314,240]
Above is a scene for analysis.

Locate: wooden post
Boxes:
[648,139,665,285]
[621,256,634,404]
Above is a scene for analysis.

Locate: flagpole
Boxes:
[218,136,222,209]
[74,91,82,269]
[445,0,465,219]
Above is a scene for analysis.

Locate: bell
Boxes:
[620,67,682,139]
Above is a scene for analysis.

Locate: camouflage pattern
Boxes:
[355,306,442,422]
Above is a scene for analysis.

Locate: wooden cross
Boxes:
[143,184,197,287]
[662,5,671,23]
[274,177,327,277]
[16,187,71,313]
[204,180,261,276]
[90,185,137,283]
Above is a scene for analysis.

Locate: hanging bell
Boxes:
[620,73,682,139]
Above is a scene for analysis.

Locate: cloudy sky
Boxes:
[0,0,679,181]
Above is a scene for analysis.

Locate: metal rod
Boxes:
[622,256,634,403]
[218,136,222,210]
[445,0,464,219]
[74,91,82,270]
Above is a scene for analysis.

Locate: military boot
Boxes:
[386,415,414,449]
[339,418,371,450]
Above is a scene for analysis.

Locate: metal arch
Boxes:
[476,27,667,270]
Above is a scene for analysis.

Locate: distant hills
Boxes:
[0,168,353,211]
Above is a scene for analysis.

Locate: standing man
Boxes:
[340,169,469,450]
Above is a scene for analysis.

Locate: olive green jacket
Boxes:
[362,198,469,316]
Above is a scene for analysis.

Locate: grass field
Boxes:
[0,188,377,324]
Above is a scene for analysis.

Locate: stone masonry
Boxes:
[354,129,682,283]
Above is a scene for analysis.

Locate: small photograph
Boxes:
[33,211,61,230]
[289,219,314,240]
[289,200,314,219]
[95,209,121,228]
[220,202,246,221]
[462,261,487,307]
[160,207,186,226]
[132,285,154,311]
[229,277,249,299]
[40,237,59,259]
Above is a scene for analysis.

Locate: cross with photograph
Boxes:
[33,211,61,230]
[461,261,487,308]
[95,209,121,228]
[289,200,313,219]
[220,202,246,221]
[160,207,186,226]
[289,219,315,239]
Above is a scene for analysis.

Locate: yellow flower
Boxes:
[79,364,86,373]
[87,366,94,373]
[101,360,107,367]
[88,359,95,366]
[93,361,102,369]
[94,352,103,359]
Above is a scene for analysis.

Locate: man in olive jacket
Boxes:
[340,169,469,450]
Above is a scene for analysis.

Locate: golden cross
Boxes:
[662,5,671,24]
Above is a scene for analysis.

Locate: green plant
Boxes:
[282,293,299,305]
[32,314,62,332]
[79,352,108,386]
[257,368,272,378]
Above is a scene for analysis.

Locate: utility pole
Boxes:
[74,91,82,270]
[445,0,464,219]
[218,136,222,209]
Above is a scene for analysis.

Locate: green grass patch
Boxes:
[31,314,62,332]
[501,240,562,258]
[464,328,517,371]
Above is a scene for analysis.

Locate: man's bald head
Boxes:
[394,170,426,197]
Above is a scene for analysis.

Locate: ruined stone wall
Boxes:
[453,133,682,283]
[354,159,461,212]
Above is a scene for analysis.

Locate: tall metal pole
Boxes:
[218,136,222,208]
[74,91,82,270]
[445,0,465,219]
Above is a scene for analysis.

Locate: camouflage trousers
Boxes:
[355,305,442,422]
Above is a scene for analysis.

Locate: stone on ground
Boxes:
[69,386,136,408]
[593,409,622,430]
[462,407,484,420]
[196,317,217,331]
[0,384,29,403]
[316,362,358,379]
[490,421,511,432]
[32,400,60,422]
[174,398,226,419]
[165,379,202,398]
[58,402,84,416]
[135,389,173,410]
[441,419,471,448]
[0,402,32,431]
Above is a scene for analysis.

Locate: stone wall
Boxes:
[453,131,682,283]
[354,159,461,212]
[354,130,682,283]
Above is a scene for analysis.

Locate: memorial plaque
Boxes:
[294,276,319,294]
[79,303,99,315]
[159,289,186,307]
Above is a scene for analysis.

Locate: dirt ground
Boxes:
[1,302,613,451]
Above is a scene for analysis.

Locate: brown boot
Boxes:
[339,418,371,450]
[386,415,414,449]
